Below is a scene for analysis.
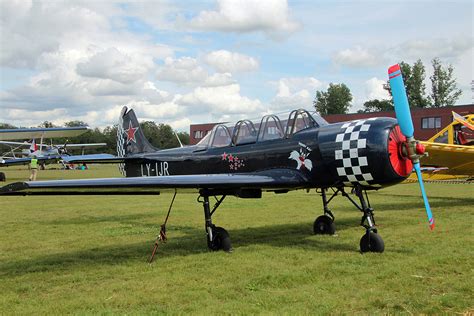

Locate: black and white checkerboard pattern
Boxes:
[334,118,378,187]
[116,117,126,177]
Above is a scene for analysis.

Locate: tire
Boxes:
[360,231,384,253]
[208,226,232,252]
[313,215,336,235]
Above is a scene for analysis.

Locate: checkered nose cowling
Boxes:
[318,117,408,189]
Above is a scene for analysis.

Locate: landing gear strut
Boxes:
[314,189,336,235]
[198,193,232,252]
[316,186,384,253]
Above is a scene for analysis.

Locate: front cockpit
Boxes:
[194,109,327,151]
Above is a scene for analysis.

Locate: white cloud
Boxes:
[395,38,473,61]
[333,46,384,68]
[156,57,209,84]
[365,77,390,101]
[203,50,259,73]
[0,1,111,68]
[186,0,299,36]
[203,72,235,87]
[271,77,324,110]
[181,84,262,114]
[76,47,154,84]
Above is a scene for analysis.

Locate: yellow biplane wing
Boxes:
[419,141,474,177]
[417,112,474,178]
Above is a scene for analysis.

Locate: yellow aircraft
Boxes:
[414,112,474,180]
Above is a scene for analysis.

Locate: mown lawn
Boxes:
[0,165,473,314]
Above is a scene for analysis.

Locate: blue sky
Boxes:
[0,0,472,130]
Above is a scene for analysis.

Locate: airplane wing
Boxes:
[0,127,88,140]
[0,169,309,196]
[56,143,108,149]
[61,154,123,163]
[0,140,32,148]
[421,141,474,176]
[1,154,117,167]
[0,155,62,166]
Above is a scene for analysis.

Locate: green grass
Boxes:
[0,165,473,314]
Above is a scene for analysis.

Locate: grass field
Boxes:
[0,165,473,314]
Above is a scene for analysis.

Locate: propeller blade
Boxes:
[388,64,414,138]
[388,63,435,230]
[414,163,435,230]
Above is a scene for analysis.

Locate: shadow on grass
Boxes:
[41,213,155,226]
[0,218,362,277]
[370,194,474,212]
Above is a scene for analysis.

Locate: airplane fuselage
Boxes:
[123,117,408,190]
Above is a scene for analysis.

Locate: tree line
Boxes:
[314,58,463,115]
[0,120,190,155]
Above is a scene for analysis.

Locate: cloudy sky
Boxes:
[1,0,472,130]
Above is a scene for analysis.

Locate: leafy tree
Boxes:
[313,83,352,115]
[64,120,89,127]
[176,132,190,145]
[384,59,429,107]
[39,121,55,128]
[430,58,462,107]
[139,121,182,149]
[359,99,393,113]
[0,123,17,129]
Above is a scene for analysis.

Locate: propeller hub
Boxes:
[415,142,425,155]
[388,125,413,177]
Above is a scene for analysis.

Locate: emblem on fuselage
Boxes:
[289,142,313,171]
[221,152,245,171]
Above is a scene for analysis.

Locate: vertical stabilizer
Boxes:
[117,106,158,160]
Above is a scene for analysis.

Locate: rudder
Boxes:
[117,106,158,158]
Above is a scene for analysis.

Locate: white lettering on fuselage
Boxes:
[140,161,169,176]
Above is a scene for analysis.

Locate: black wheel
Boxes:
[208,226,232,252]
[313,215,336,235]
[360,231,384,253]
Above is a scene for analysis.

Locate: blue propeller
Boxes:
[389,64,435,230]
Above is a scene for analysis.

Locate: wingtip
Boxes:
[0,182,29,195]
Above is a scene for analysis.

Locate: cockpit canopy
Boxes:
[195,109,327,150]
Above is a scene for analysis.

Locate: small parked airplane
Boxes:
[0,127,110,168]
[0,64,434,254]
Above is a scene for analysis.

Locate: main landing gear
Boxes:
[198,193,233,252]
[314,186,384,253]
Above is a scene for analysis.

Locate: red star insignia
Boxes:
[125,121,139,143]
[221,152,227,160]
[228,154,234,162]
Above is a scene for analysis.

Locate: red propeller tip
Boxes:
[429,218,435,230]
[388,64,400,75]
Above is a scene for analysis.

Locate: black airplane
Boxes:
[0,64,434,255]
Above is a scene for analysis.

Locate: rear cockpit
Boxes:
[194,109,327,151]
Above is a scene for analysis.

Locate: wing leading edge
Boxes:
[0,169,309,196]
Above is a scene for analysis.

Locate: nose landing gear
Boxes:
[315,186,385,253]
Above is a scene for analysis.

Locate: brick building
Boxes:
[189,104,474,144]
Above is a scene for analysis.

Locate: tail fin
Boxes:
[30,139,38,153]
[117,106,158,158]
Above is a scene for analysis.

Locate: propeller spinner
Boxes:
[388,64,435,230]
